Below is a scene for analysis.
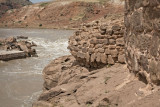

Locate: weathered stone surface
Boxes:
[116,38,124,46]
[110,49,118,57]
[100,53,107,64]
[109,39,116,45]
[32,101,53,107]
[0,37,37,60]
[91,53,96,62]
[96,53,101,62]
[0,50,27,61]
[125,0,160,85]
[118,54,125,64]
[68,18,125,68]
[108,55,115,65]
[105,48,110,55]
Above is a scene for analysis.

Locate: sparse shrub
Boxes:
[18,21,22,23]
[39,24,42,27]
[98,0,110,4]
[40,2,49,7]
[104,76,111,84]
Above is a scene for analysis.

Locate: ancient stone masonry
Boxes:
[125,0,160,85]
[68,19,125,68]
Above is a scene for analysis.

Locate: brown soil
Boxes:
[0,0,123,29]
[0,0,32,17]
[33,55,160,107]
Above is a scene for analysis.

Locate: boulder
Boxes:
[17,36,28,39]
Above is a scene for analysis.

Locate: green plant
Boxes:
[39,24,42,27]
[98,0,110,4]
[40,2,49,7]
[104,76,111,84]
[0,42,2,45]
[106,64,111,68]
[87,104,92,107]
[105,90,110,93]
[18,21,22,23]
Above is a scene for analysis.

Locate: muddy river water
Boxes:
[0,28,74,107]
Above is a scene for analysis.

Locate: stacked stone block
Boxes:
[125,0,160,85]
[68,20,125,68]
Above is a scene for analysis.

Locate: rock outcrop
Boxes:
[33,55,160,107]
[0,36,37,61]
[125,0,160,85]
[68,18,125,68]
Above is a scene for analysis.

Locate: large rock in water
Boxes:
[68,17,125,68]
[0,36,37,61]
[0,50,27,61]
[125,0,160,85]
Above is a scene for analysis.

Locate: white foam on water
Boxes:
[22,90,42,107]
[29,37,70,58]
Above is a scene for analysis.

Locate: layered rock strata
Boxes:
[68,19,125,68]
[125,0,160,85]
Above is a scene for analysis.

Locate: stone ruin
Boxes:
[125,0,160,85]
[68,0,160,86]
[68,19,125,68]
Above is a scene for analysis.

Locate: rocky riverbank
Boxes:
[33,55,160,107]
[33,12,160,107]
[0,36,37,61]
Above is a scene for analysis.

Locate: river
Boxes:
[0,28,74,107]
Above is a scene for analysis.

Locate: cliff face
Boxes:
[0,0,124,29]
[125,0,160,85]
[0,0,32,17]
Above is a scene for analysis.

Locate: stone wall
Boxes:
[68,18,125,68]
[125,0,160,85]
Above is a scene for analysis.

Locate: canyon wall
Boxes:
[125,0,160,85]
[68,17,125,68]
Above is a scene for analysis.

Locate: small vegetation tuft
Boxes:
[40,2,49,7]
[39,24,42,27]
[104,76,111,84]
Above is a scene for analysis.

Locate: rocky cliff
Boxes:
[0,0,32,17]
[125,0,160,86]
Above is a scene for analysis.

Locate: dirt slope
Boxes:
[0,0,32,17]
[0,0,123,29]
